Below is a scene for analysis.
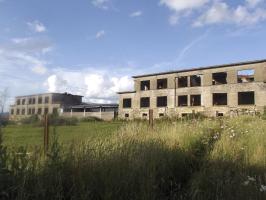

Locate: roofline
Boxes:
[117,91,136,94]
[132,59,266,78]
[16,92,84,98]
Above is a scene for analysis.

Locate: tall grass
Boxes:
[0,116,265,200]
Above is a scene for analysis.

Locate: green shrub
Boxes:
[20,115,39,125]
[79,116,103,122]
[48,115,78,126]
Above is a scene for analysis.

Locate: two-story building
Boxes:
[118,59,266,119]
[9,93,83,120]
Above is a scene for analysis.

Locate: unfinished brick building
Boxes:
[118,59,266,119]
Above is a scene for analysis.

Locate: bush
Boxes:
[48,115,78,126]
[79,116,103,122]
[20,115,39,125]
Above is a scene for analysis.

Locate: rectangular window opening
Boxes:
[38,97,43,104]
[125,113,129,118]
[237,69,254,83]
[140,97,150,108]
[142,113,148,117]
[44,97,49,104]
[178,95,188,107]
[17,99,21,105]
[22,99,26,105]
[190,75,201,87]
[212,72,227,85]
[16,109,20,115]
[178,76,188,88]
[157,96,167,107]
[140,80,150,91]
[238,91,255,105]
[159,113,164,117]
[44,108,49,114]
[11,109,14,115]
[123,98,132,108]
[191,95,201,106]
[157,79,167,89]
[213,93,227,105]
[38,108,42,115]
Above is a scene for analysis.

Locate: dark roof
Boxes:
[117,91,136,94]
[16,92,83,98]
[67,103,118,109]
[132,59,266,78]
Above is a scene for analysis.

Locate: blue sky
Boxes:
[0,0,266,108]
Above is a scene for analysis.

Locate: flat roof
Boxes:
[16,92,83,98]
[117,91,136,94]
[132,59,266,78]
[67,103,118,109]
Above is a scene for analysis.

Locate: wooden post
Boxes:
[149,109,153,128]
[44,114,49,153]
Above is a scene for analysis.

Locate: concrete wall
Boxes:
[119,61,266,119]
[62,111,116,121]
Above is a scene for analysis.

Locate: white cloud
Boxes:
[31,65,47,75]
[194,1,266,27]
[130,11,143,17]
[160,0,209,12]
[246,0,264,8]
[91,0,110,10]
[44,69,134,103]
[95,30,106,39]
[160,0,266,26]
[27,20,46,33]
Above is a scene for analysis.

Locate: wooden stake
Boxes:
[149,109,153,128]
[44,114,49,153]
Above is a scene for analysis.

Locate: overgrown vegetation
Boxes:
[0,116,265,200]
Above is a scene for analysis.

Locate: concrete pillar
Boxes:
[70,108,73,117]
[83,107,86,117]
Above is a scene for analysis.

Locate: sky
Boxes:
[0,0,266,109]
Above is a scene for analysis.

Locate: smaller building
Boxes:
[9,93,83,120]
[62,103,118,121]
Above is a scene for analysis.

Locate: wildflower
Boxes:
[260,185,266,192]
[247,176,256,182]
[243,181,249,186]
[229,133,235,138]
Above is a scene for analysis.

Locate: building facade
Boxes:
[118,60,266,119]
[9,93,83,120]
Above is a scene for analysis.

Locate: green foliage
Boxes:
[79,116,103,122]
[0,117,265,199]
[48,114,78,126]
[20,115,39,125]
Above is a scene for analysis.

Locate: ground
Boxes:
[2,121,123,147]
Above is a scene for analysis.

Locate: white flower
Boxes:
[243,181,249,186]
[247,176,256,182]
[260,185,266,192]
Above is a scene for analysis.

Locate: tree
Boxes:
[0,88,9,114]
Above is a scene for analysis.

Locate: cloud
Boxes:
[95,30,106,39]
[44,68,134,103]
[160,0,209,12]
[130,11,143,17]
[31,65,47,75]
[246,0,264,8]
[27,20,46,33]
[194,1,266,27]
[91,0,110,10]
[160,0,266,26]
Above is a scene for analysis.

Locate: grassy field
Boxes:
[0,116,265,200]
[2,121,123,147]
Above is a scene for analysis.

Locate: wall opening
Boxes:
[237,69,254,83]
[238,91,255,105]
[125,113,129,118]
[178,76,188,88]
[190,95,201,106]
[38,97,42,104]
[123,98,132,108]
[22,109,25,115]
[213,93,227,105]
[159,113,164,117]
[157,96,167,107]
[157,79,168,89]
[140,80,150,91]
[140,97,150,108]
[17,99,21,105]
[212,72,227,85]
[190,75,201,87]
[38,108,42,115]
[142,113,148,118]
[16,109,20,115]
[11,109,14,115]
[178,95,188,107]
